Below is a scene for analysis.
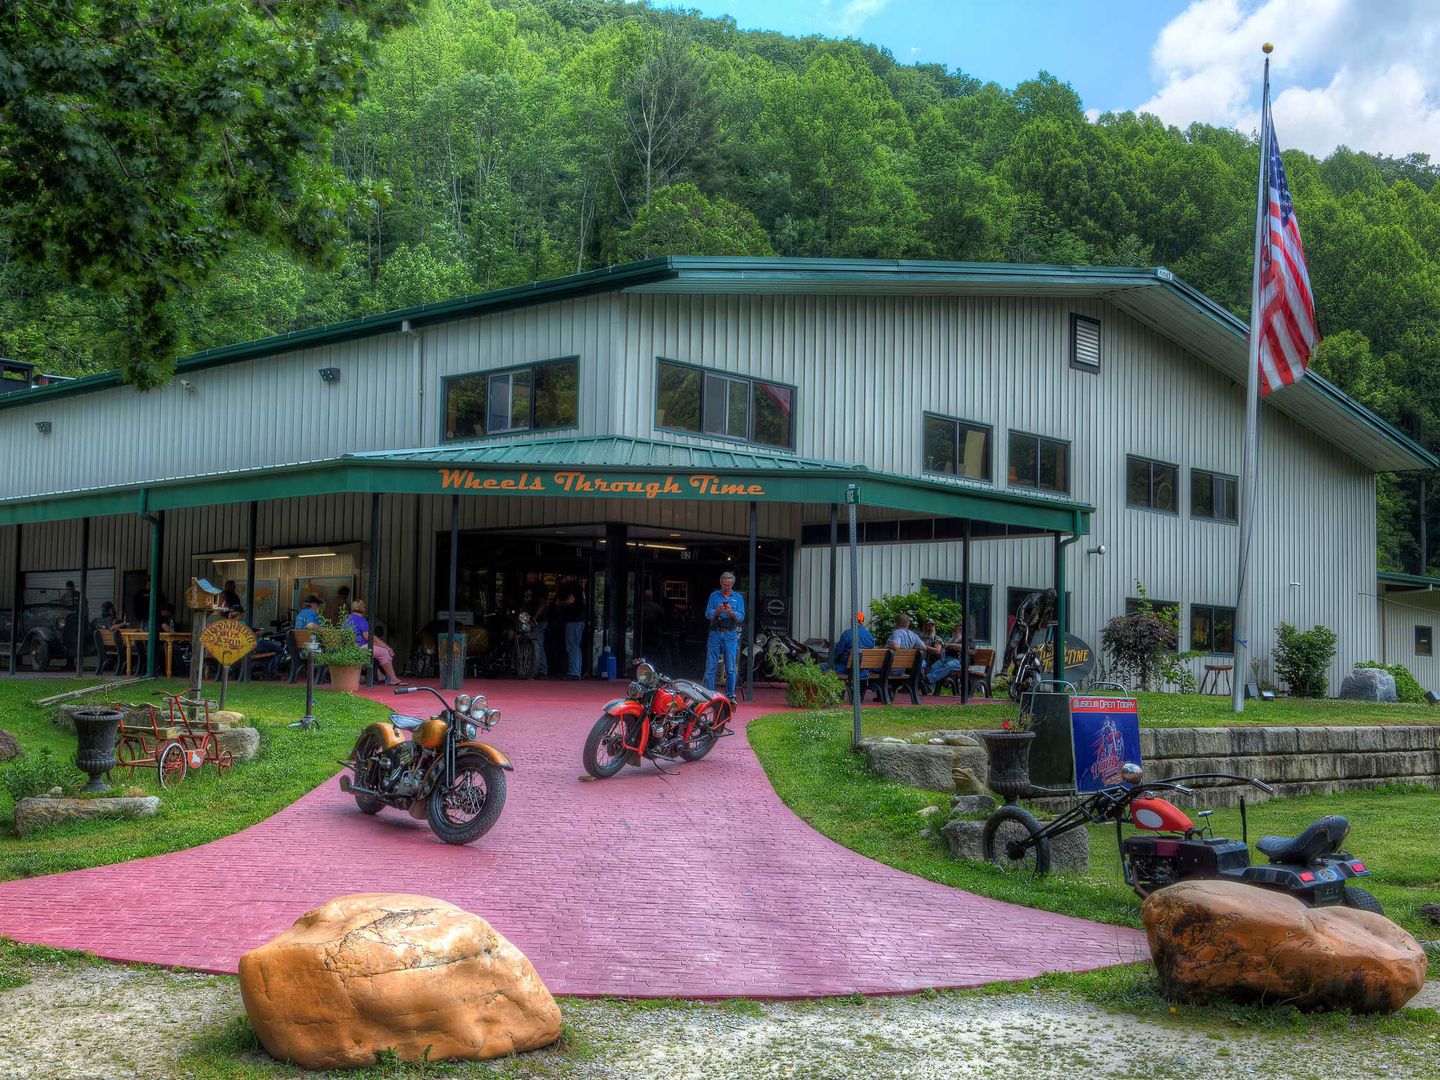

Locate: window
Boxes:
[1008,431,1070,494]
[1070,314,1101,372]
[443,358,578,441]
[923,413,992,482]
[921,579,994,643]
[1191,604,1236,655]
[655,359,795,449]
[1126,456,1178,513]
[1191,468,1239,523]
[1416,625,1433,657]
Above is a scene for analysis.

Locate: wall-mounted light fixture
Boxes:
[318,367,341,384]
[34,420,52,434]
[1086,544,1106,556]
[180,378,196,393]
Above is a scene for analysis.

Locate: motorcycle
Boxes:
[513,610,541,679]
[743,629,809,681]
[582,660,735,778]
[982,761,1383,913]
[339,686,512,845]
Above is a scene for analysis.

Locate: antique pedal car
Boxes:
[982,763,1383,914]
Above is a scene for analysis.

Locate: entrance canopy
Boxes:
[0,435,1092,536]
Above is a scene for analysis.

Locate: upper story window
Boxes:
[1008,431,1070,494]
[655,358,795,449]
[1070,314,1101,373]
[1191,468,1239,523]
[923,413,992,482]
[1126,455,1178,513]
[443,357,578,441]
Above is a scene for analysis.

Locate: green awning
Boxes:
[0,436,1091,535]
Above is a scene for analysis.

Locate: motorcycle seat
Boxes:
[1255,815,1350,864]
[389,713,424,731]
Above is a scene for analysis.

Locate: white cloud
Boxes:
[1133,0,1440,158]
[820,0,894,37]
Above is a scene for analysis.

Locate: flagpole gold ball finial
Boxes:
[1263,42,1274,53]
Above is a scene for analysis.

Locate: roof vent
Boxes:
[1070,315,1101,373]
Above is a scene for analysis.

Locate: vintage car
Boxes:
[0,599,86,671]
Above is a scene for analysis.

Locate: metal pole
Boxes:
[1233,51,1272,716]
[7,524,21,676]
[961,519,971,704]
[746,500,757,702]
[366,493,380,687]
[242,501,257,682]
[76,517,89,673]
[828,503,838,649]
[1420,476,1428,576]
[446,493,459,689]
[146,511,162,678]
[1053,531,1067,685]
[848,486,861,749]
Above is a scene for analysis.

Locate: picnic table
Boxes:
[118,629,191,678]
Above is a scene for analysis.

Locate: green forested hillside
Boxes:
[2,0,1438,567]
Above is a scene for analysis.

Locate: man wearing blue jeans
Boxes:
[703,572,745,701]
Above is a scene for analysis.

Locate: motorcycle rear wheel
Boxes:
[1341,885,1384,915]
[427,758,507,845]
[680,705,720,761]
[583,714,630,778]
[981,805,1051,877]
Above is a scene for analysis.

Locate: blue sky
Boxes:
[680,1,1440,159]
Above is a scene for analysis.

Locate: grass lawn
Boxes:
[750,708,1440,941]
[0,678,389,881]
[859,692,1440,741]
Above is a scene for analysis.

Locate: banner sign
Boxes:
[1070,696,1141,792]
[1036,632,1096,682]
[200,620,257,666]
[437,468,766,500]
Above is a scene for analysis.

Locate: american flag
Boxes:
[1257,105,1317,395]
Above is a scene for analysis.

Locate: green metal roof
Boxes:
[1377,570,1440,590]
[0,435,1092,536]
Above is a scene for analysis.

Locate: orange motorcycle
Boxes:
[582,660,735,778]
[341,687,511,844]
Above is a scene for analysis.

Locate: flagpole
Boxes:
[1232,43,1273,714]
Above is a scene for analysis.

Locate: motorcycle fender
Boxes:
[361,721,405,751]
[456,740,515,772]
[603,698,645,718]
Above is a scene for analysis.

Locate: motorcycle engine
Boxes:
[1124,846,1180,893]
[379,742,424,798]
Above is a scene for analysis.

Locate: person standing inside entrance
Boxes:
[704,571,745,701]
[560,580,586,679]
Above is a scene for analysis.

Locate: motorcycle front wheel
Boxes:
[514,639,538,679]
[350,734,384,815]
[981,805,1052,877]
[427,757,507,845]
[583,714,630,778]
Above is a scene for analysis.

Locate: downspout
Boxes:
[139,490,162,678]
[402,320,425,446]
[1054,515,1083,686]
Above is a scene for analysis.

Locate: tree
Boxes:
[615,183,772,261]
[0,0,415,388]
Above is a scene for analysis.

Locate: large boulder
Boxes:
[14,795,159,836]
[0,728,19,761]
[1338,668,1398,703]
[217,727,261,763]
[239,893,562,1071]
[861,738,988,794]
[1142,880,1426,1013]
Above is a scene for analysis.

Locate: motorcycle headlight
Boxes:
[56,617,66,630]
[635,661,657,687]
[628,679,644,699]
[462,721,479,740]
[484,708,501,728]
[455,693,473,716]
[472,694,488,710]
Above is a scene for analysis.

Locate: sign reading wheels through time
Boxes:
[437,468,766,500]
[1069,696,1141,793]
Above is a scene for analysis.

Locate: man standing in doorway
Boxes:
[704,571,745,702]
[560,580,586,679]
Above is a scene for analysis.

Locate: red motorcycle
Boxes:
[582,660,735,778]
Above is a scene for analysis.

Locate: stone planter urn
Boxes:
[978,730,1036,805]
[72,706,123,792]
[327,665,362,693]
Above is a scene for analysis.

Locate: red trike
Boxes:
[115,689,235,789]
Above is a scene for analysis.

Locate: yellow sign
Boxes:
[200,620,257,666]
[437,468,767,500]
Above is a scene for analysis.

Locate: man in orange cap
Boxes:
[831,611,875,682]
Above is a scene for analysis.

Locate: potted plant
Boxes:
[320,626,371,694]
[775,657,845,708]
[978,709,1036,806]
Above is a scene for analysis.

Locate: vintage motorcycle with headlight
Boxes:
[340,686,512,844]
[582,660,735,779]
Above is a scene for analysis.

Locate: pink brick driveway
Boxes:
[0,681,1144,997]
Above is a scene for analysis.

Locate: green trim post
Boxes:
[6,523,20,676]
[145,510,162,678]
[1052,532,1066,686]
[848,484,862,749]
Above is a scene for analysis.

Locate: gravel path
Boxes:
[2,965,1435,1079]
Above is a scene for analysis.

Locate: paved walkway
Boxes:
[0,681,1145,997]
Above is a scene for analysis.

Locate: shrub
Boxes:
[1274,622,1338,697]
[1356,661,1426,704]
[1,748,83,803]
[1099,584,1184,691]
[869,589,964,643]
[776,657,845,708]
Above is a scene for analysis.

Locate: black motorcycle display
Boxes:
[582,660,735,778]
[983,762,1383,913]
[340,686,512,845]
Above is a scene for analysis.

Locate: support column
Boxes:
[444,493,459,690]
[1053,532,1067,686]
[242,501,257,682]
[76,517,90,673]
[1421,476,1429,576]
[366,493,381,687]
[604,522,626,675]
[7,524,21,676]
[827,503,838,648]
[146,512,163,678]
[746,501,757,703]
[961,519,971,704]
[847,486,861,748]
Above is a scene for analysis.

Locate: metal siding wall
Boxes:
[1379,589,1440,689]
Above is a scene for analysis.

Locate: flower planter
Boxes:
[327,665,362,693]
[978,729,1037,805]
[71,706,123,791]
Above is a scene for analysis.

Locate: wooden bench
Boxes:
[930,645,996,699]
[840,647,893,704]
[838,647,925,705]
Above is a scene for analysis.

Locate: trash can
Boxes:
[438,632,466,691]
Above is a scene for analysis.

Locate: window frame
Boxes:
[1190,603,1237,656]
[1007,429,1072,495]
[1416,625,1433,657]
[441,356,580,443]
[1125,454,1180,515]
[1190,467,1240,524]
[1069,313,1101,373]
[922,411,994,483]
[920,578,994,644]
[654,356,797,451]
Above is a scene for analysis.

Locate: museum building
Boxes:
[0,257,1435,693]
